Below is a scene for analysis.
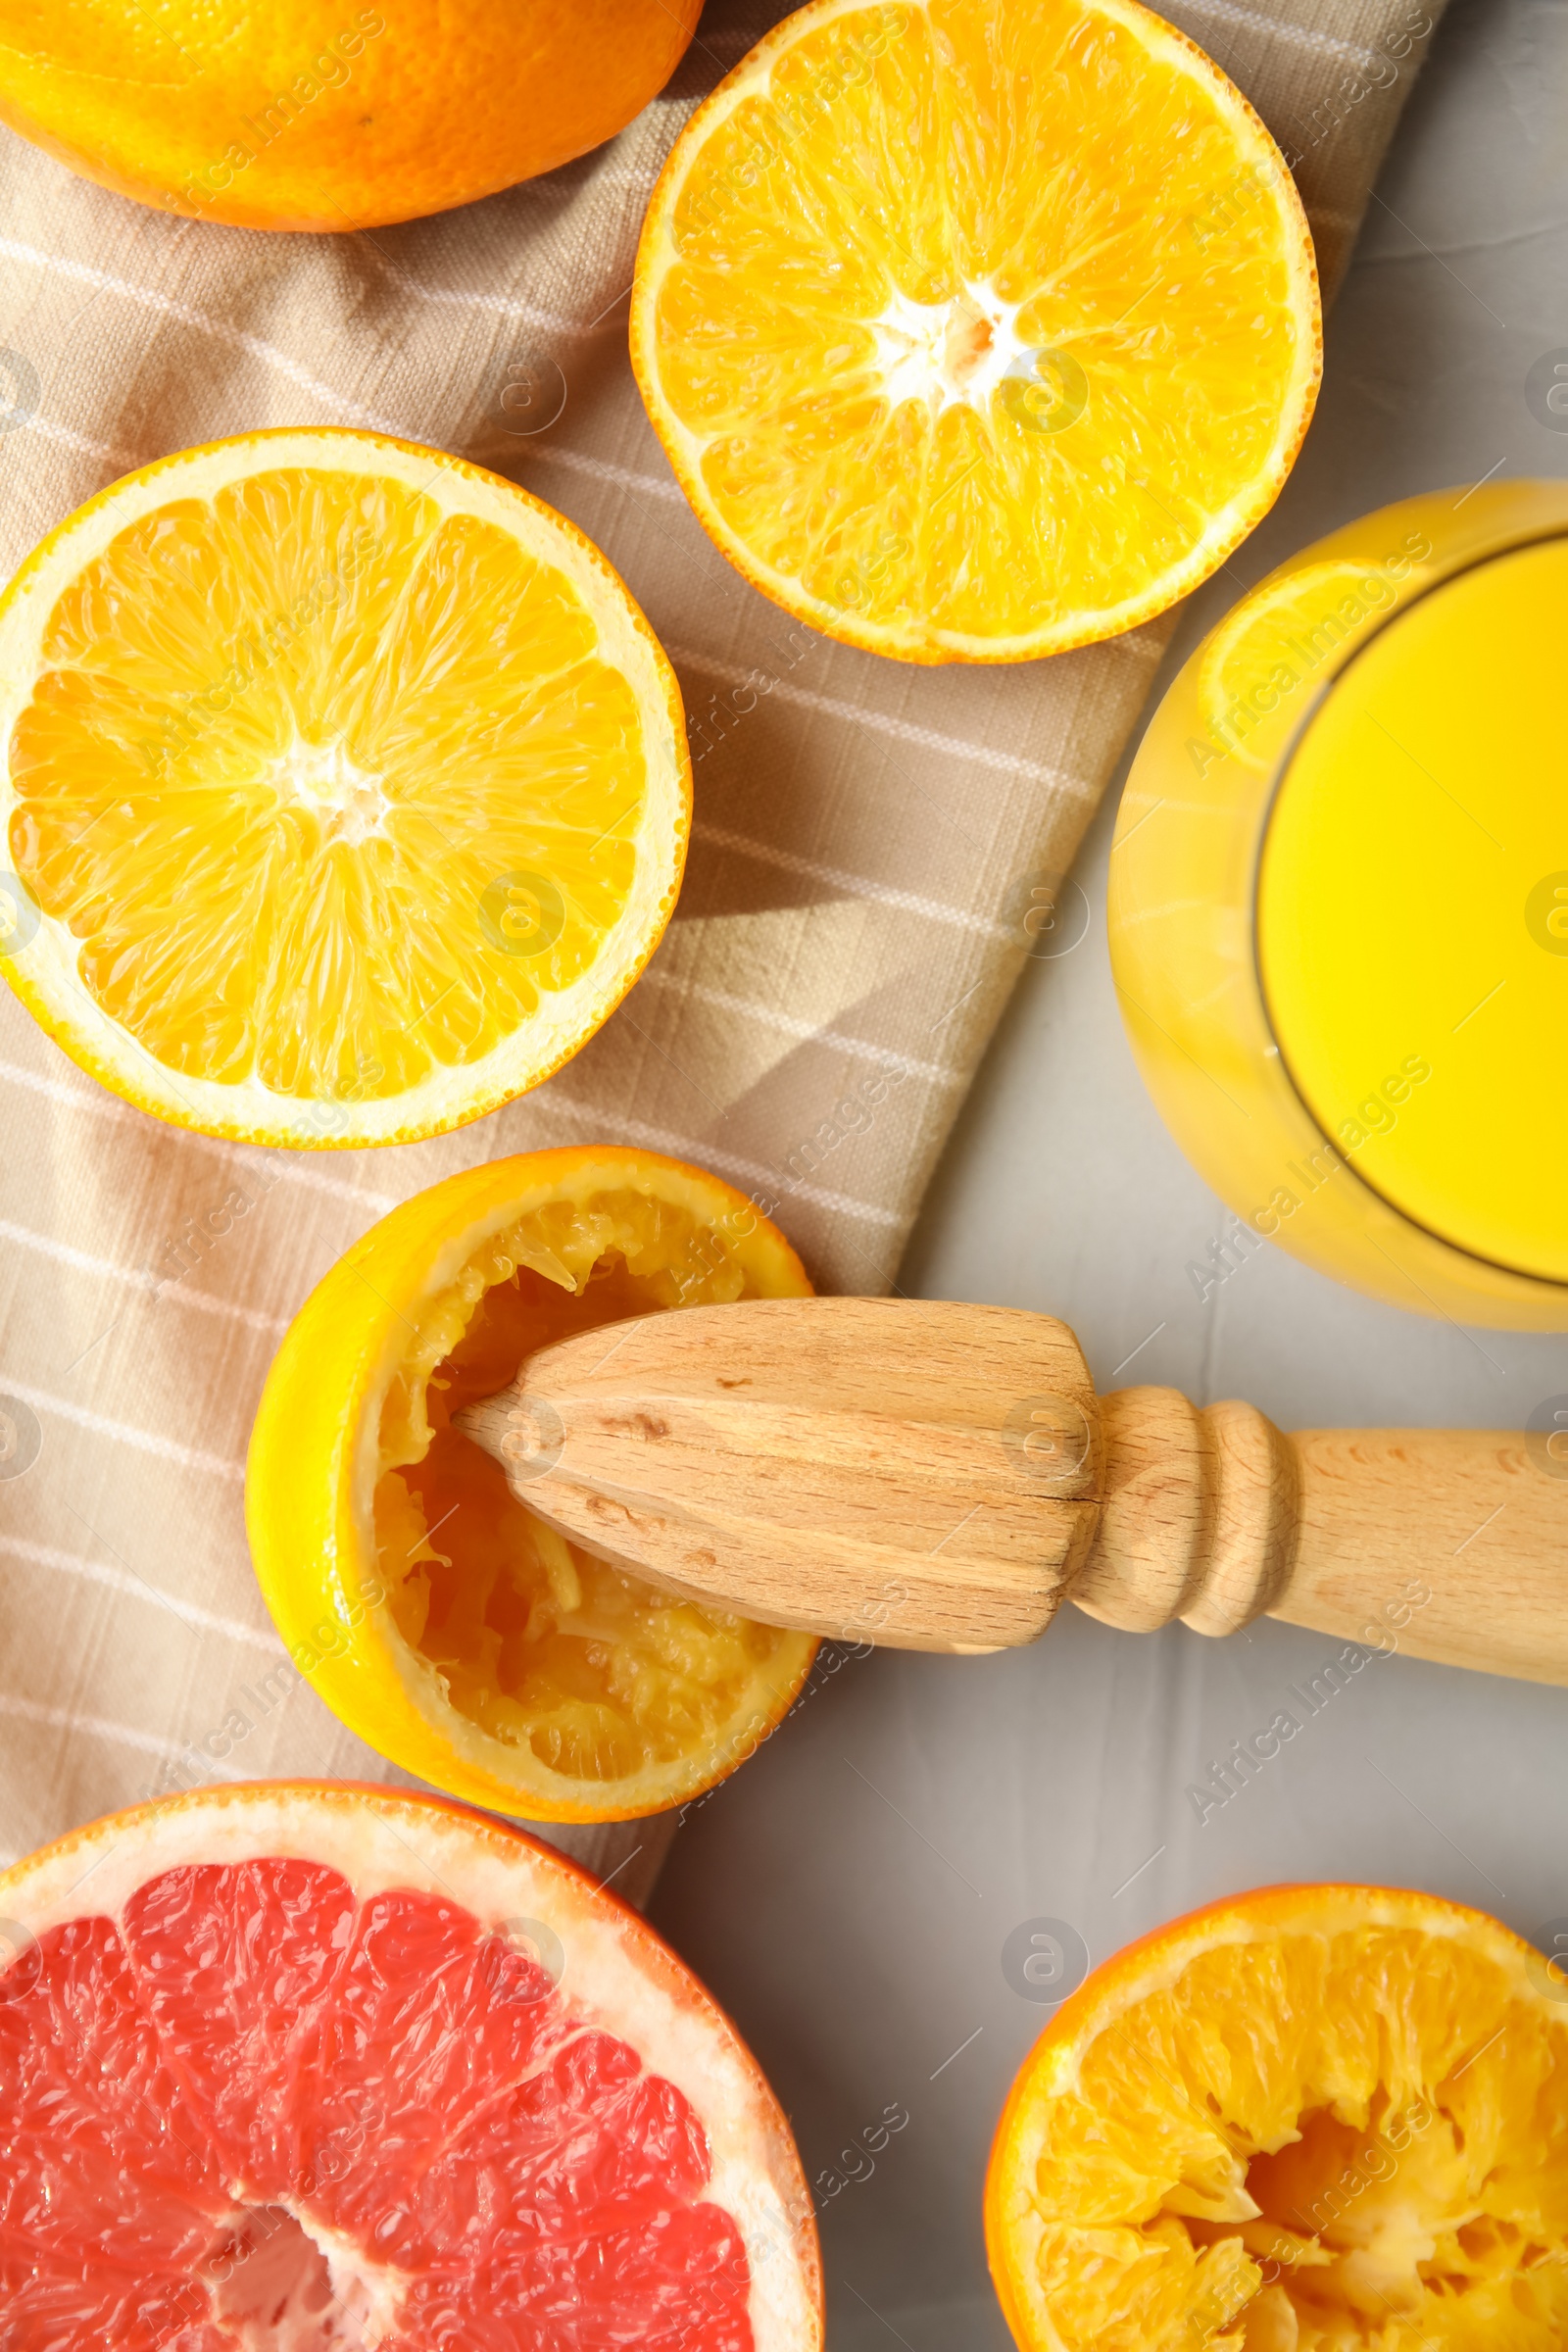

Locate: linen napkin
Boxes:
[0,0,1446,1903]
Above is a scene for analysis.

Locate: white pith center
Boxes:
[268,737,390,847]
[204,2204,405,2350]
[869,278,1038,415]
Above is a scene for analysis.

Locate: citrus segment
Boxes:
[0,429,690,1146]
[631,0,1320,662]
[1196,560,1398,767]
[986,1883,1568,2351]
[0,0,704,231]
[0,1783,821,2349]
[247,1147,819,1820]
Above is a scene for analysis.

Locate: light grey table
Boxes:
[651,0,1568,2340]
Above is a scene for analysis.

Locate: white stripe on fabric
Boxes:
[362,253,602,336]
[0,1217,289,1338]
[693,822,1011,941]
[669,642,1091,793]
[24,415,142,472]
[0,1378,244,1482]
[543,1101,908,1227]
[525,441,687,504]
[0,1059,398,1212]
[0,1690,248,1770]
[0,1537,285,1653]
[0,239,406,434]
[1174,0,1380,65]
[636,971,963,1085]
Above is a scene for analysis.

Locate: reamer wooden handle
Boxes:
[455,1298,1568,1685]
[1068,1387,1563,1681]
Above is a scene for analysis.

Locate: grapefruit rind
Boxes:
[0,1781,822,2351]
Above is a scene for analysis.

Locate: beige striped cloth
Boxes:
[0,0,1445,1904]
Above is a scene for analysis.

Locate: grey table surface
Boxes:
[649,0,1568,2342]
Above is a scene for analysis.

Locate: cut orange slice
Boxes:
[986,1883,1568,2351]
[1196,559,1397,767]
[0,428,689,1146]
[0,1781,822,2347]
[631,0,1321,664]
[247,1147,819,1822]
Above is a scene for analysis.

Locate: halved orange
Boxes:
[246,1146,819,1822]
[631,0,1321,663]
[1196,559,1401,768]
[987,1883,1568,2350]
[0,1780,822,2346]
[0,428,689,1146]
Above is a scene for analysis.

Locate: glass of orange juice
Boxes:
[1108,477,1568,1331]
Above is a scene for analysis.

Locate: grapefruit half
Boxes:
[0,1782,821,2350]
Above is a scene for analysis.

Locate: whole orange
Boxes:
[0,0,704,231]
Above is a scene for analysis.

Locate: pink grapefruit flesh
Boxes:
[0,1782,820,2351]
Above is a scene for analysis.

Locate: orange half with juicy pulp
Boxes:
[0,428,689,1146]
[987,1882,1568,2349]
[632,0,1320,663]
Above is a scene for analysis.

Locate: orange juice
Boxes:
[1109,479,1568,1329]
